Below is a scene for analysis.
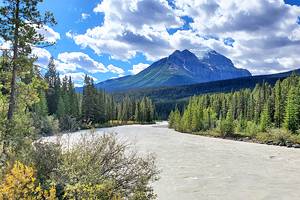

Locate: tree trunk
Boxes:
[7,0,20,121]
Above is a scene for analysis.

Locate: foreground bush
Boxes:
[31,134,159,199]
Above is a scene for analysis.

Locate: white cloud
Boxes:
[36,25,60,43]
[59,72,98,87]
[173,0,300,75]
[107,64,125,75]
[57,52,108,73]
[54,59,77,73]
[68,0,300,75]
[31,48,52,68]
[81,13,90,20]
[66,31,73,38]
[129,63,149,74]
[70,0,182,61]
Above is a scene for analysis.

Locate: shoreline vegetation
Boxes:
[169,74,300,149]
[172,128,300,148]
[79,120,156,131]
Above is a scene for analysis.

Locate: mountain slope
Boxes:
[113,68,300,103]
[95,49,251,92]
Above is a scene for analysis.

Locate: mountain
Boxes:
[94,48,251,92]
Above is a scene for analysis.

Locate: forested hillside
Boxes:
[113,68,300,102]
[34,58,156,133]
[169,74,300,147]
[113,68,300,119]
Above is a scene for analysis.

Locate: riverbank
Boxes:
[172,127,300,149]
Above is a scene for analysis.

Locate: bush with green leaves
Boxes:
[218,119,235,137]
[245,121,259,137]
[59,115,79,132]
[32,114,60,136]
[31,133,159,199]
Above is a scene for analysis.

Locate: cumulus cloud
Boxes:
[107,64,125,75]
[68,0,300,75]
[36,25,60,43]
[54,59,77,73]
[59,72,98,87]
[31,48,52,68]
[129,63,149,74]
[174,0,300,74]
[57,52,108,73]
[70,0,182,60]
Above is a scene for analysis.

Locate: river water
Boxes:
[45,122,300,200]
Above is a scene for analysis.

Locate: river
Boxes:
[45,122,300,200]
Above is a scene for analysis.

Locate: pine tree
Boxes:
[45,58,60,115]
[173,108,181,131]
[191,108,199,132]
[57,96,65,119]
[68,77,79,118]
[219,106,234,137]
[34,90,48,117]
[274,81,284,128]
[0,0,56,120]
[284,86,299,133]
[135,102,140,122]
[61,76,71,116]
[260,104,270,132]
[82,75,94,122]
[181,104,192,132]
[168,110,175,128]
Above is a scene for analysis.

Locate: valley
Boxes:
[1,0,300,199]
[46,122,300,200]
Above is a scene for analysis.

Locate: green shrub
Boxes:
[30,142,62,185]
[255,132,271,143]
[31,134,158,199]
[218,119,235,137]
[245,121,259,137]
[59,115,79,132]
[270,129,292,143]
[32,114,59,136]
[235,119,246,134]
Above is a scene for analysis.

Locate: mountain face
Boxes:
[95,48,251,92]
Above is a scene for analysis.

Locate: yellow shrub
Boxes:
[0,161,56,200]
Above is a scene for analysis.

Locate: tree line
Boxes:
[33,58,156,133]
[169,74,300,138]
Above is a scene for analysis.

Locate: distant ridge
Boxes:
[112,68,300,102]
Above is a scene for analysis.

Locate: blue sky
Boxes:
[24,0,300,86]
[39,0,147,84]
